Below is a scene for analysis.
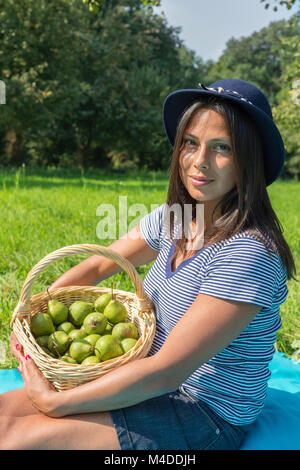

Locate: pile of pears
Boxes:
[30,291,139,365]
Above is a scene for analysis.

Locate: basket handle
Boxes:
[11,243,154,323]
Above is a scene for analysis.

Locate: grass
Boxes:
[0,165,299,368]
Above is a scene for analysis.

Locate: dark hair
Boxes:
[165,96,297,282]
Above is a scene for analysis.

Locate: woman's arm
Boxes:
[47,355,173,417]
[49,223,159,290]
[44,293,261,418]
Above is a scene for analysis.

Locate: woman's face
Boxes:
[179,107,237,215]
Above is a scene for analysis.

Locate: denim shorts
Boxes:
[109,386,250,450]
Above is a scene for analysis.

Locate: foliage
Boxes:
[205,15,299,105]
[260,0,298,12]
[0,0,89,166]
[82,0,161,15]
[0,0,299,175]
[0,0,191,169]
[273,33,300,180]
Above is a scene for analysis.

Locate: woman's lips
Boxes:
[189,176,214,186]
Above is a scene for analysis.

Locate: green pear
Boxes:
[48,331,72,357]
[61,355,78,364]
[30,313,55,336]
[57,321,76,335]
[81,355,101,365]
[83,312,108,335]
[121,338,138,353]
[47,299,68,325]
[69,339,94,363]
[94,335,123,362]
[68,328,87,341]
[36,335,50,348]
[112,322,138,341]
[94,293,113,313]
[68,301,94,326]
[103,300,127,324]
[84,334,102,346]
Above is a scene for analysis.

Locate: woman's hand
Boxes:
[10,331,59,417]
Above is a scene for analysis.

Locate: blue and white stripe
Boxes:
[139,203,288,426]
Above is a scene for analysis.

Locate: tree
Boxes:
[273,33,300,180]
[2,0,298,173]
[0,0,196,169]
[0,0,93,166]
[84,0,184,170]
[204,15,299,105]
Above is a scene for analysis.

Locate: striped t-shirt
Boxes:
[139,203,288,426]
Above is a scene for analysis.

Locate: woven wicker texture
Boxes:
[10,244,156,391]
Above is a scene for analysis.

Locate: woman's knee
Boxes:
[0,388,40,417]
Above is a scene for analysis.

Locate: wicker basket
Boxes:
[10,244,156,391]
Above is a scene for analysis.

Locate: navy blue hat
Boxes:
[163,78,285,186]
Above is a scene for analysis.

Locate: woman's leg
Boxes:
[0,388,120,450]
[1,387,40,417]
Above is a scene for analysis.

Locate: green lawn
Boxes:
[0,166,299,368]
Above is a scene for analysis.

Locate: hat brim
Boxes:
[163,89,285,186]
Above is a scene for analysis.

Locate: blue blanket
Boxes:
[0,351,299,450]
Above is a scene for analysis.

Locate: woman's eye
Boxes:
[182,139,231,153]
[214,143,231,153]
[183,138,197,147]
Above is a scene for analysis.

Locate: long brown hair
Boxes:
[165,96,297,281]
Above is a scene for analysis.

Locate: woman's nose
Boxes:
[193,145,209,170]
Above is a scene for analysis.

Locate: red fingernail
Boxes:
[16,344,20,350]
[25,355,31,360]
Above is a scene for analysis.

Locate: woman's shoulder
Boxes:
[207,228,285,275]
[196,228,288,311]
[230,228,279,257]
[174,227,280,264]
[212,226,277,252]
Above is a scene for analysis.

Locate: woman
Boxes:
[3,79,297,450]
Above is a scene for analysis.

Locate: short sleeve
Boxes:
[139,203,166,252]
[198,236,286,309]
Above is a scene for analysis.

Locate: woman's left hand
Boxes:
[10,331,58,416]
